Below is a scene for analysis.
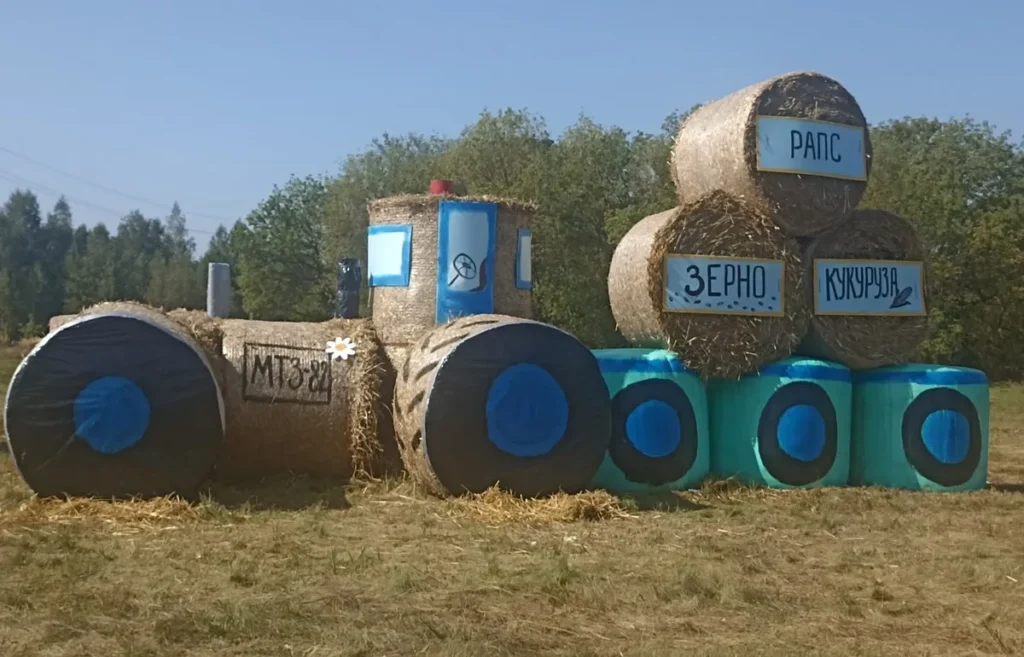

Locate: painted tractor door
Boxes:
[436,201,497,324]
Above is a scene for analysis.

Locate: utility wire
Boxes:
[0,145,236,223]
[0,169,216,235]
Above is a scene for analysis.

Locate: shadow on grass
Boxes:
[205,474,351,511]
[989,482,1024,494]
[620,491,712,512]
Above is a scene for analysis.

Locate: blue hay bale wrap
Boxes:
[708,357,852,489]
[851,364,989,491]
[588,348,710,493]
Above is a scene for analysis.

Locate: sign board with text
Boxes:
[756,116,868,181]
[663,255,785,316]
[242,343,333,405]
[813,259,926,316]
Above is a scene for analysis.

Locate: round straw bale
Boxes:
[799,209,929,369]
[4,301,225,499]
[393,314,612,497]
[608,190,810,379]
[671,71,871,237]
[47,314,75,332]
[368,194,535,367]
[216,318,387,481]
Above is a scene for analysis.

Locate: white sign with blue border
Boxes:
[516,228,532,290]
[367,224,412,287]
[436,201,496,323]
[663,254,785,316]
[756,116,867,181]
[813,259,926,316]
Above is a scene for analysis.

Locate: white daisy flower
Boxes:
[325,336,356,361]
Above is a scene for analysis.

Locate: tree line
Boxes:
[1,110,1021,379]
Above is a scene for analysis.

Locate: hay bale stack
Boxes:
[367,194,535,365]
[4,301,224,499]
[671,71,871,237]
[216,318,387,481]
[800,208,929,369]
[393,314,612,497]
[47,314,75,332]
[608,190,810,379]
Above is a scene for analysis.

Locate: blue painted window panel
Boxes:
[436,201,497,324]
[367,225,412,287]
[516,228,532,290]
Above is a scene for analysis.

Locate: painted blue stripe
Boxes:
[854,367,987,385]
[594,357,689,374]
[754,362,853,382]
[436,201,497,323]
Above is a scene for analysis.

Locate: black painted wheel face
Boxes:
[4,315,224,498]
[423,323,612,496]
[901,387,981,487]
[756,381,838,487]
[608,378,698,486]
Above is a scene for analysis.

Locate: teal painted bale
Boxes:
[588,349,710,493]
[709,358,852,488]
[851,365,989,491]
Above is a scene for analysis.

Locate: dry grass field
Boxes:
[0,344,1022,657]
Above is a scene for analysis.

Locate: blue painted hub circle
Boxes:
[921,409,971,464]
[484,363,569,457]
[73,376,151,455]
[776,404,826,462]
[624,399,681,458]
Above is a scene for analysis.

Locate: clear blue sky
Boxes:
[1,0,1020,254]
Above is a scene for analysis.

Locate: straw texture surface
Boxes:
[217,318,385,481]
[393,313,611,497]
[607,191,809,379]
[671,71,871,238]
[393,315,534,496]
[368,194,534,362]
[799,208,929,369]
[47,314,74,332]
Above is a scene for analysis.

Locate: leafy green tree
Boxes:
[322,133,450,315]
[37,197,75,321]
[113,210,168,301]
[65,224,117,312]
[145,203,203,309]
[0,190,44,337]
[237,176,333,320]
[861,116,1024,377]
[436,108,551,198]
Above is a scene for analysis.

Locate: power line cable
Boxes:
[0,169,216,235]
[0,145,237,223]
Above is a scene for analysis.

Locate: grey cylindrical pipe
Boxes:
[207,263,232,318]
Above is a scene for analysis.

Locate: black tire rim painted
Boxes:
[422,322,611,496]
[756,381,838,487]
[4,315,224,499]
[901,387,981,487]
[608,378,698,486]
